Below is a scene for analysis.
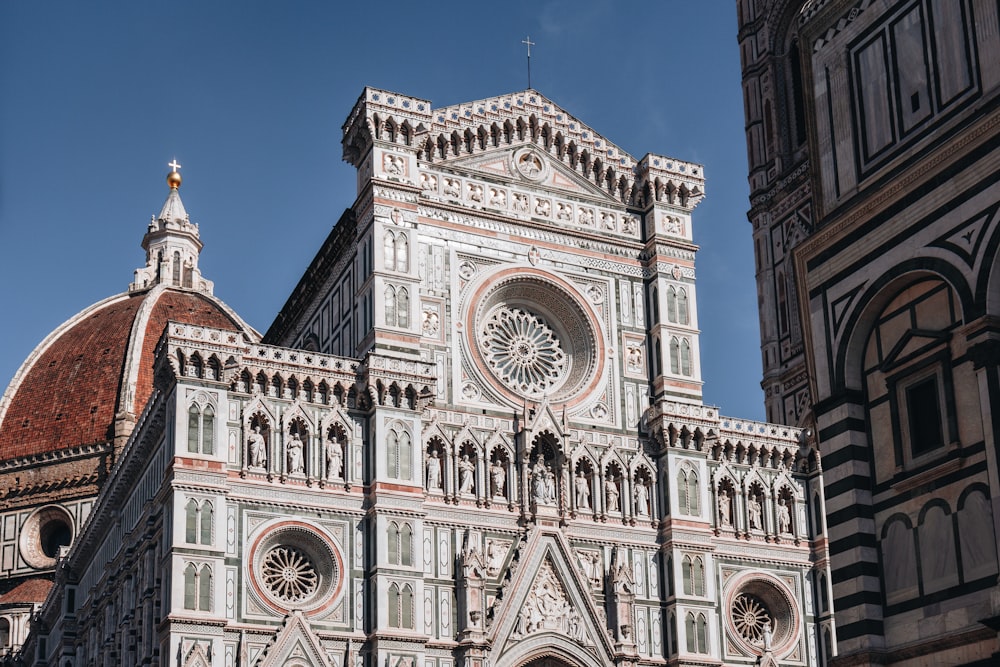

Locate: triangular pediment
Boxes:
[488,529,615,666]
[258,610,331,667]
[429,146,625,204]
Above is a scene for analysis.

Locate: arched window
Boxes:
[388,583,413,628]
[682,555,704,596]
[200,501,213,545]
[388,522,400,564]
[667,286,678,323]
[696,614,708,653]
[669,337,680,374]
[685,613,696,652]
[668,612,677,655]
[387,425,411,480]
[680,339,692,376]
[397,287,409,328]
[172,251,181,286]
[677,288,689,324]
[384,231,396,270]
[185,499,198,543]
[0,618,9,649]
[198,565,212,611]
[919,504,958,593]
[183,564,197,610]
[818,572,829,614]
[187,403,215,455]
[185,499,213,546]
[385,286,397,326]
[395,233,408,272]
[388,583,401,627]
[400,523,412,566]
[401,583,414,628]
[678,469,699,515]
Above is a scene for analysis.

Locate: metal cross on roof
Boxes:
[168,159,182,172]
[521,36,535,89]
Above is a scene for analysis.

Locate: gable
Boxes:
[488,529,616,667]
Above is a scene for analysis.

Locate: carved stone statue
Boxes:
[634,481,649,516]
[325,439,343,480]
[458,454,475,494]
[531,460,549,504]
[777,497,791,534]
[749,494,763,530]
[247,425,267,468]
[575,470,591,509]
[490,460,506,497]
[543,464,556,501]
[606,478,620,512]
[718,488,732,527]
[286,432,304,474]
[426,450,441,490]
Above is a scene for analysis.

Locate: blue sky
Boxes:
[0,1,766,421]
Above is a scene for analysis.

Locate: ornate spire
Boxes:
[130,162,214,294]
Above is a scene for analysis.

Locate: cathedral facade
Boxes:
[16,89,829,667]
[738,0,1000,664]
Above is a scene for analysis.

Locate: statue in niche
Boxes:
[531,460,550,504]
[458,454,475,494]
[544,464,556,501]
[601,211,616,230]
[468,184,484,203]
[777,497,791,534]
[556,203,572,221]
[748,493,763,530]
[718,488,732,527]
[426,450,442,490]
[534,198,551,217]
[325,439,343,480]
[575,470,591,509]
[490,460,506,497]
[606,478,620,512]
[247,425,267,468]
[286,432,305,474]
[578,208,594,226]
[443,178,460,197]
[634,481,649,516]
[419,172,437,191]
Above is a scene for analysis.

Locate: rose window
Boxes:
[261,545,319,603]
[732,593,771,644]
[480,307,566,394]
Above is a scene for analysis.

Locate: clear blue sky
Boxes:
[0,1,766,421]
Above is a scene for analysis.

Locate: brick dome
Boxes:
[0,286,258,460]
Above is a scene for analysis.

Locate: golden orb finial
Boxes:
[167,159,182,189]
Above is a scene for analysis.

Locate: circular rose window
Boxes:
[481,306,567,394]
[724,572,800,657]
[247,521,344,616]
[464,269,604,407]
[261,545,319,603]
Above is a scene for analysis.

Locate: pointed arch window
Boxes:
[677,288,689,324]
[397,287,409,328]
[183,563,212,611]
[667,287,678,323]
[680,339,692,376]
[384,232,396,270]
[187,403,215,454]
[388,582,414,628]
[669,337,680,374]
[677,469,700,516]
[682,555,705,596]
[387,521,413,567]
[395,233,408,272]
[172,251,181,286]
[184,499,213,546]
[387,425,412,480]
[385,286,397,327]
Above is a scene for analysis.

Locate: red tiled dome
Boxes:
[0,287,257,459]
